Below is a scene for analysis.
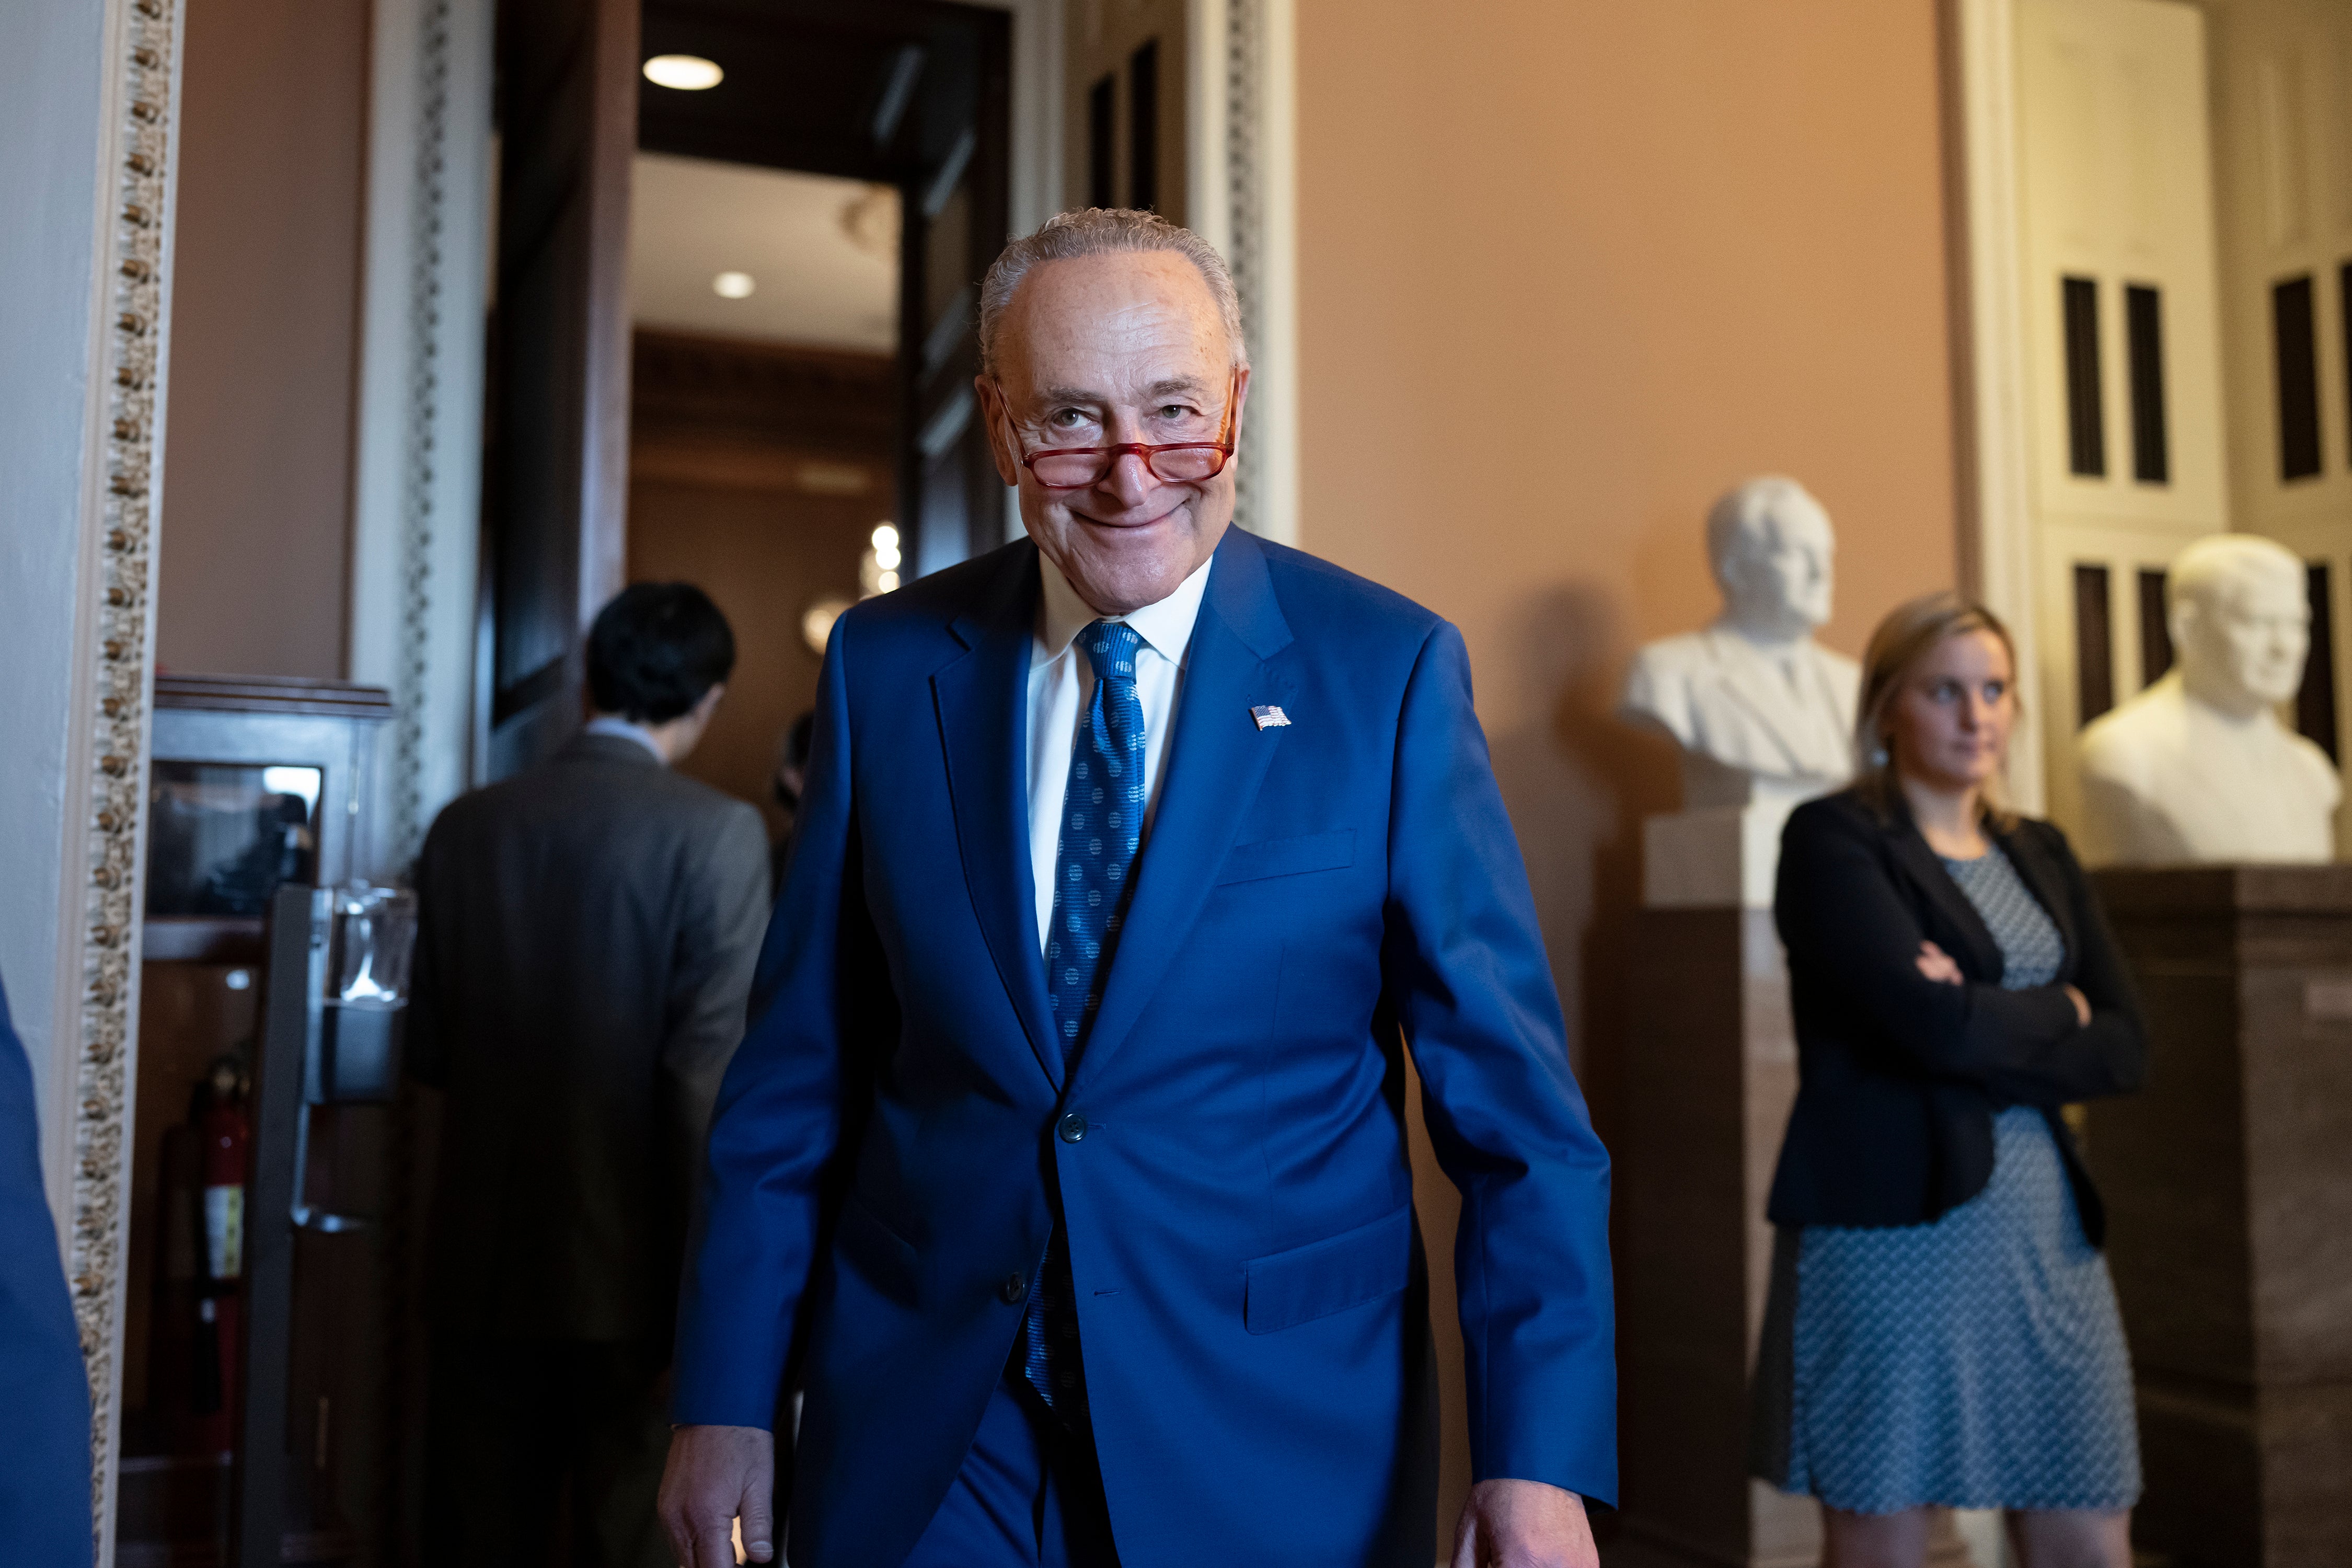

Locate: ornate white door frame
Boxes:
[0,0,187,1557]
[348,0,494,878]
[1190,0,1299,546]
[1950,0,2049,811]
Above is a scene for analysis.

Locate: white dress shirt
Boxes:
[1026,551,1214,953]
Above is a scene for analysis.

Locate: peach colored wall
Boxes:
[1294,0,1962,1527]
[156,0,371,678]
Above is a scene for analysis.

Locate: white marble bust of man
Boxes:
[1620,477,1861,805]
[2077,534,2338,866]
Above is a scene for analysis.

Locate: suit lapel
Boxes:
[1702,630,1810,775]
[933,547,1064,1090]
[1071,529,1295,1094]
[1995,821,2080,973]
[1703,629,1848,775]
[1882,807,2007,982]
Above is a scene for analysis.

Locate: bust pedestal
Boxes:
[1613,769,1970,1567]
[1640,762,1825,909]
[2085,866,2352,1568]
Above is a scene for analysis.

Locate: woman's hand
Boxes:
[1915,940,1964,986]
[1916,941,2091,1024]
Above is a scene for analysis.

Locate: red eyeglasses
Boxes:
[1005,371,1239,490]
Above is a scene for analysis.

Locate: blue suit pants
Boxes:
[899,1370,1120,1568]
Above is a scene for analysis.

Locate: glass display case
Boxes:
[121,677,394,1568]
[139,675,390,965]
[145,762,324,918]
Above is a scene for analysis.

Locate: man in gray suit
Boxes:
[409,582,770,1568]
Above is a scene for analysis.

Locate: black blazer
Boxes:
[407,732,771,1339]
[1766,789,2147,1245]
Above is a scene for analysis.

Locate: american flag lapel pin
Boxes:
[1250,705,1291,731]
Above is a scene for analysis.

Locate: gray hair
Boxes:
[977,208,1246,375]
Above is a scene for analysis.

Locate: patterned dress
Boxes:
[1750,844,2142,1514]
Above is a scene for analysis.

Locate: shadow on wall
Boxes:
[1408,578,1681,1534]
[1489,580,1682,1137]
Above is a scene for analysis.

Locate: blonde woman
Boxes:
[1748,594,2146,1567]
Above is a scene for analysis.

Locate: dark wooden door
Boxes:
[900,22,1011,575]
[475,0,639,783]
[638,0,1012,579]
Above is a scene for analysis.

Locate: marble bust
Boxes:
[2078,534,2338,866]
[1621,477,1861,808]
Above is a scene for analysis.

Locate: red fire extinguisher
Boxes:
[191,1056,249,1451]
[201,1065,248,1280]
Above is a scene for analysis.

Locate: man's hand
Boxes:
[1450,1478,1598,1568]
[659,1423,775,1567]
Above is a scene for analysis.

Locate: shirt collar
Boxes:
[1033,548,1214,670]
[583,714,667,764]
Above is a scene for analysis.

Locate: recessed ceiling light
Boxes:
[712,271,755,299]
[643,54,723,90]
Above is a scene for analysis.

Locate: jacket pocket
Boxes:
[1242,1204,1411,1334]
[1216,828,1356,886]
[835,1193,920,1307]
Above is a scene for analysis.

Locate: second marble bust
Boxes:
[2077,533,2338,864]
[1622,476,1861,803]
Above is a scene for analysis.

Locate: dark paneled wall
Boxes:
[627,330,896,833]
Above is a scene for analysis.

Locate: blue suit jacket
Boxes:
[0,974,94,1566]
[673,529,1615,1567]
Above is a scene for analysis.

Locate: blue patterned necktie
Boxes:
[1022,620,1148,1410]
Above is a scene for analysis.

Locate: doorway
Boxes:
[475,0,1012,797]
[621,0,1011,832]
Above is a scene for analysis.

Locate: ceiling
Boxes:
[638,0,999,186]
[628,153,900,353]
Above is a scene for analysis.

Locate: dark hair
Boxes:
[586,583,736,723]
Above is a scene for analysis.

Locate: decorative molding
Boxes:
[1223,0,1266,537]
[631,329,896,448]
[1186,0,1296,545]
[385,0,454,873]
[1253,0,1298,550]
[351,0,490,880]
[72,0,187,1554]
[988,0,1063,547]
[631,330,896,496]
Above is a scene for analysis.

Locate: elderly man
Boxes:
[659,210,1615,1568]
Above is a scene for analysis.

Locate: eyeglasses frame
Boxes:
[993,368,1242,491]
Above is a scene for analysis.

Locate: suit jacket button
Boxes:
[1000,1273,1027,1304]
[1057,1111,1088,1144]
